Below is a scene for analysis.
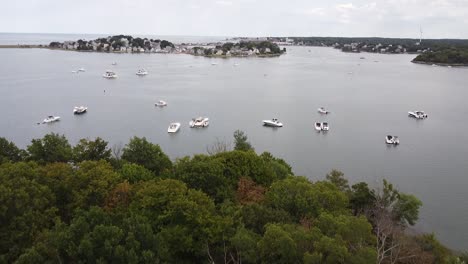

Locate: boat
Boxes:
[360,57,365,59]
[315,122,329,131]
[78,68,86,72]
[317,107,330,114]
[408,111,428,119]
[102,70,117,79]
[73,106,87,114]
[190,117,209,128]
[155,100,167,107]
[136,69,148,76]
[71,70,78,74]
[168,122,181,133]
[43,115,60,123]
[385,135,400,145]
[112,62,117,65]
[211,62,218,66]
[263,118,283,127]
[233,63,240,67]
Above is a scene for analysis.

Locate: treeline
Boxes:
[413,47,468,65]
[292,37,468,49]
[0,132,465,263]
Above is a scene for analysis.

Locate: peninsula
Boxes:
[46,35,285,57]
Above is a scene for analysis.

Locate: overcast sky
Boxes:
[2,0,468,38]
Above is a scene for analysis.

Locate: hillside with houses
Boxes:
[48,35,285,57]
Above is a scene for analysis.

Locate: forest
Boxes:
[0,131,465,264]
[412,47,468,65]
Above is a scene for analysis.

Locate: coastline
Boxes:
[411,60,468,67]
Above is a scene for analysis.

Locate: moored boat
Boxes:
[385,135,400,145]
[73,106,88,114]
[263,118,283,127]
[317,107,330,114]
[190,117,209,128]
[103,70,117,79]
[136,69,148,76]
[408,111,428,119]
[155,100,167,107]
[43,115,60,123]
[168,122,181,133]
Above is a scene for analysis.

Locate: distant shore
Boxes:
[411,60,468,67]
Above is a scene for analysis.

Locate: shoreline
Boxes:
[411,60,468,67]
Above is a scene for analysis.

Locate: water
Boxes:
[1,39,468,250]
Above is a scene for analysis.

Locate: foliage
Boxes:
[413,47,468,64]
[0,137,26,163]
[73,137,112,162]
[0,133,457,263]
[233,130,254,151]
[121,136,172,175]
[27,133,72,164]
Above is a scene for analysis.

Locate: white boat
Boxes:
[386,135,400,145]
[408,111,428,119]
[136,69,148,76]
[190,117,209,128]
[315,122,329,131]
[211,62,218,66]
[263,118,283,127]
[318,107,330,114]
[233,63,240,67]
[168,122,181,133]
[155,100,167,107]
[73,106,87,114]
[112,62,117,65]
[43,115,60,123]
[102,71,117,79]
[71,70,78,74]
[78,68,86,72]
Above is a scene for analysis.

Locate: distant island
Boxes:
[412,47,468,66]
[289,37,468,55]
[47,35,285,57]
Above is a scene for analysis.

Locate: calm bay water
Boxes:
[0,36,467,250]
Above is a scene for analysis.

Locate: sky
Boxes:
[2,0,468,38]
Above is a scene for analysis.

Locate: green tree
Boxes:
[119,163,156,183]
[233,130,254,151]
[258,224,299,263]
[73,137,112,162]
[27,133,72,164]
[349,182,376,215]
[0,137,26,163]
[326,169,350,192]
[173,155,231,203]
[0,162,57,262]
[231,227,261,263]
[394,193,423,226]
[121,136,172,175]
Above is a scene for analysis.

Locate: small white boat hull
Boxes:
[190,117,209,128]
[408,111,428,119]
[73,106,88,114]
[318,108,329,114]
[386,136,400,145]
[43,116,60,123]
[263,120,283,127]
[315,122,329,131]
[168,123,181,133]
[155,100,167,107]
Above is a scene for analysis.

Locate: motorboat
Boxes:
[386,135,400,145]
[102,70,117,78]
[317,107,330,114]
[408,111,428,119]
[136,69,148,76]
[263,118,283,127]
[43,115,60,123]
[315,122,329,131]
[155,100,167,107]
[211,62,218,66]
[190,117,209,128]
[360,57,365,59]
[71,70,78,74]
[112,62,117,65]
[233,63,240,67]
[78,68,86,72]
[73,106,87,114]
[168,122,181,133]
